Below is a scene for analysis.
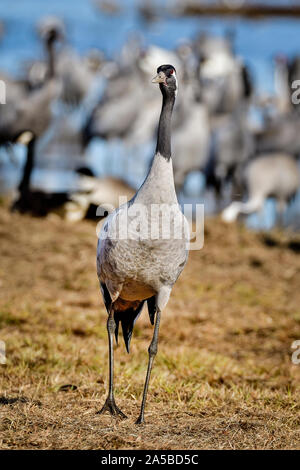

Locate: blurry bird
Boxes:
[255,112,300,157]
[0,18,62,213]
[82,66,142,144]
[37,16,65,82]
[196,33,252,115]
[11,130,70,215]
[172,80,211,193]
[65,168,135,221]
[274,54,292,116]
[206,104,254,207]
[222,153,300,225]
[83,45,179,146]
[28,17,103,107]
[97,65,189,424]
[0,16,62,145]
[23,16,65,91]
[254,55,300,156]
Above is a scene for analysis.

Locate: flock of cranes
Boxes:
[0,16,300,224]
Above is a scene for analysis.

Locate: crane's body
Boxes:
[97,152,188,310]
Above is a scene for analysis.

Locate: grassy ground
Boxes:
[0,204,299,449]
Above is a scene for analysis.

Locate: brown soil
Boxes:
[0,205,299,449]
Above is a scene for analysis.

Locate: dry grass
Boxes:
[0,204,299,449]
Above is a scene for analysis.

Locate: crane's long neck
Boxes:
[136,88,177,204]
[155,91,175,160]
[19,138,35,193]
[46,39,55,79]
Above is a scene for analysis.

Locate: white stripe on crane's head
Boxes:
[173,70,178,97]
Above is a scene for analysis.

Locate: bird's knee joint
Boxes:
[107,315,116,333]
[148,343,157,358]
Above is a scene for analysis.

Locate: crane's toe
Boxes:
[135,414,145,425]
[97,396,127,419]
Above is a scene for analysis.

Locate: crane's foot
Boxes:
[135,414,145,425]
[97,396,127,419]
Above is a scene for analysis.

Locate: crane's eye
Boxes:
[170,69,174,75]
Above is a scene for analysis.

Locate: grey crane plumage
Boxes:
[0,17,62,144]
[222,153,300,224]
[196,34,251,116]
[205,104,254,205]
[172,79,211,193]
[96,64,189,424]
[256,112,300,156]
[0,19,62,214]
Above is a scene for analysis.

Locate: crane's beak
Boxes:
[151,71,166,84]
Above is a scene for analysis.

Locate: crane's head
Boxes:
[38,16,65,45]
[152,64,177,97]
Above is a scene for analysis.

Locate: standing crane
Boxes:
[97,64,189,424]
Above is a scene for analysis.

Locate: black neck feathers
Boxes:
[19,138,35,193]
[46,39,55,79]
[155,86,175,160]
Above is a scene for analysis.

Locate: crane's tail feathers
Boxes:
[147,296,156,326]
[114,301,145,353]
[114,319,120,346]
[100,282,157,352]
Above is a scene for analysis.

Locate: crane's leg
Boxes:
[97,311,127,419]
[276,199,287,229]
[136,309,161,424]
